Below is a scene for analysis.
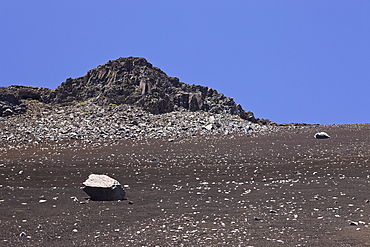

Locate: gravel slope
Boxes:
[1,120,370,246]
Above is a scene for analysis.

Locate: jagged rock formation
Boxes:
[0,57,268,124]
[0,85,50,117]
[49,57,257,122]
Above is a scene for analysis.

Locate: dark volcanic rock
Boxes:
[0,57,270,124]
[0,86,51,116]
[49,57,260,122]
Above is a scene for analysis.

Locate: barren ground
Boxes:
[1,124,370,246]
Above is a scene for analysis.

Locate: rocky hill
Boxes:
[0,57,269,124]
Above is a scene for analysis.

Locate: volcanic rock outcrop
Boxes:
[0,57,268,124]
[0,85,50,116]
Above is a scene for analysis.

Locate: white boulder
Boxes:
[314,132,330,139]
[82,174,126,201]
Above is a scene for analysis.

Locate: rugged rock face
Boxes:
[0,57,268,124]
[0,86,50,117]
[48,57,257,122]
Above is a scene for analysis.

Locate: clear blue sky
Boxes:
[1,1,369,124]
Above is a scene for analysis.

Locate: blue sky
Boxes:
[1,1,369,124]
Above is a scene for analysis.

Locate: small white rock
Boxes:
[314,132,330,139]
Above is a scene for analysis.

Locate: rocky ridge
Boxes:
[0,57,279,149]
[0,100,278,151]
[1,57,270,124]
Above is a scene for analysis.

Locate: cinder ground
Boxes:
[1,124,370,246]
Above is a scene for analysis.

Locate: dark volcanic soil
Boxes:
[1,124,370,246]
